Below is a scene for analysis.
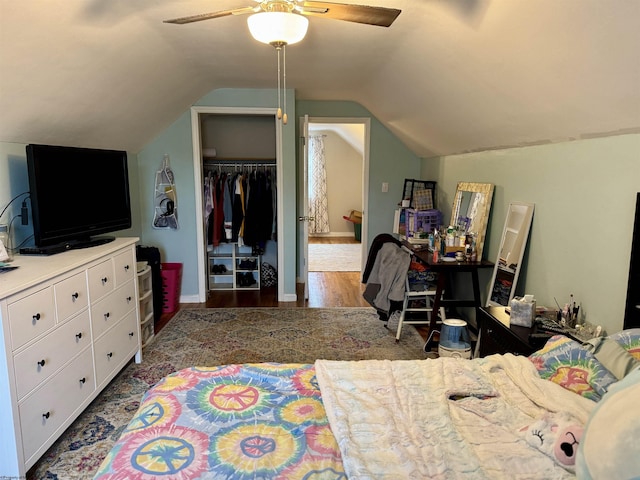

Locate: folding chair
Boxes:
[395,269,445,342]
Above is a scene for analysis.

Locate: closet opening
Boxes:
[191,106,284,303]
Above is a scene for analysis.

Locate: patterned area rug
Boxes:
[27,307,425,479]
[308,243,362,271]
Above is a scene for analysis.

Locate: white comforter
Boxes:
[315,354,594,479]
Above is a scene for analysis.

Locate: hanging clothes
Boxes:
[204,163,276,248]
[212,173,227,247]
[243,170,273,254]
[232,173,246,242]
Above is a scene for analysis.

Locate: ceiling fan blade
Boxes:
[164,6,256,25]
[299,1,401,27]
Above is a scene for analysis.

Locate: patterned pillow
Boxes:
[608,328,640,360]
[528,335,618,402]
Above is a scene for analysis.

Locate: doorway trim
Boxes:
[190,106,284,302]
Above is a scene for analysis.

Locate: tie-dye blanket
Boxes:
[315,355,594,479]
[93,363,343,479]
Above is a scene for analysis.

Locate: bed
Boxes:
[93,329,640,479]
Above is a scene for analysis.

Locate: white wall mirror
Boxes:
[487,202,535,306]
[450,182,495,260]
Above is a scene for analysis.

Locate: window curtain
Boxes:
[308,135,330,234]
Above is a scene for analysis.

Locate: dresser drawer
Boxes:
[113,249,136,287]
[19,348,95,464]
[94,310,139,386]
[87,259,114,302]
[53,271,88,323]
[8,287,55,351]
[90,281,137,340]
[14,311,91,400]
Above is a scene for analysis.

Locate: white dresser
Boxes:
[0,237,142,477]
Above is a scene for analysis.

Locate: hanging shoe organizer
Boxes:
[153,154,179,229]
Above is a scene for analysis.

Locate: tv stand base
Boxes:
[19,236,115,256]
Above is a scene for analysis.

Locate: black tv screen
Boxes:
[26,144,132,248]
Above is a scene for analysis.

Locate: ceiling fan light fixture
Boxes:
[247,12,309,45]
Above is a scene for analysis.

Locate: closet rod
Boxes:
[204,162,275,169]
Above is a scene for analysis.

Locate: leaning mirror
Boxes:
[487,202,535,306]
[450,182,494,260]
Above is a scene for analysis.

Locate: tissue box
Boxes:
[510,297,536,327]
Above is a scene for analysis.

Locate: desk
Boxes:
[406,243,494,349]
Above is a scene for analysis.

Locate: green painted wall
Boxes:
[422,133,640,334]
[135,94,421,302]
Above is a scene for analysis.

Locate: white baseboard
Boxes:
[179,294,201,304]
[179,292,298,304]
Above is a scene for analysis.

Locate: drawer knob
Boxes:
[37,359,46,367]
[32,313,41,322]
[43,412,50,420]
[101,277,108,285]
[79,377,86,384]
[129,332,134,337]
[124,264,130,271]
[126,296,132,303]
[76,332,83,340]
[107,352,113,358]
[71,292,79,301]
[104,312,110,320]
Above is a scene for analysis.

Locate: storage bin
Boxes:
[405,209,442,238]
[353,223,362,242]
[160,262,183,313]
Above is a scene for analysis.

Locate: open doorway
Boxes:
[307,122,364,273]
[300,117,370,304]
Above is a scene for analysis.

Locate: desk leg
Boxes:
[425,272,446,351]
[471,269,481,308]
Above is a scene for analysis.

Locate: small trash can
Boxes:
[160,262,182,313]
[353,223,362,242]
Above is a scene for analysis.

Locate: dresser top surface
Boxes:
[0,237,138,299]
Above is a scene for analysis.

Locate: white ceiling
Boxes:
[1,0,639,157]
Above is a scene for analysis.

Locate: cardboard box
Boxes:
[346,210,362,224]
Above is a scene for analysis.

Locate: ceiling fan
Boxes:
[163,1,401,28]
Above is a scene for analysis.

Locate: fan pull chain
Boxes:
[282,44,287,125]
[276,45,282,121]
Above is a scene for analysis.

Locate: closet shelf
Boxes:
[208,243,261,291]
[203,157,276,164]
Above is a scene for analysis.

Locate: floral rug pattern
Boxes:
[27,307,425,479]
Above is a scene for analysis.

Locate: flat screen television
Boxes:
[25,144,132,252]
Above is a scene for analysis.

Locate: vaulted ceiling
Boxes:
[1,0,638,158]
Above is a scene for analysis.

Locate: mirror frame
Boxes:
[486,202,535,307]
[450,182,494,260]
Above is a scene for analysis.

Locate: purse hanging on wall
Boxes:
[153,154,179,229]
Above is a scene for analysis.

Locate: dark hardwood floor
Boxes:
[156,236,427,340]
